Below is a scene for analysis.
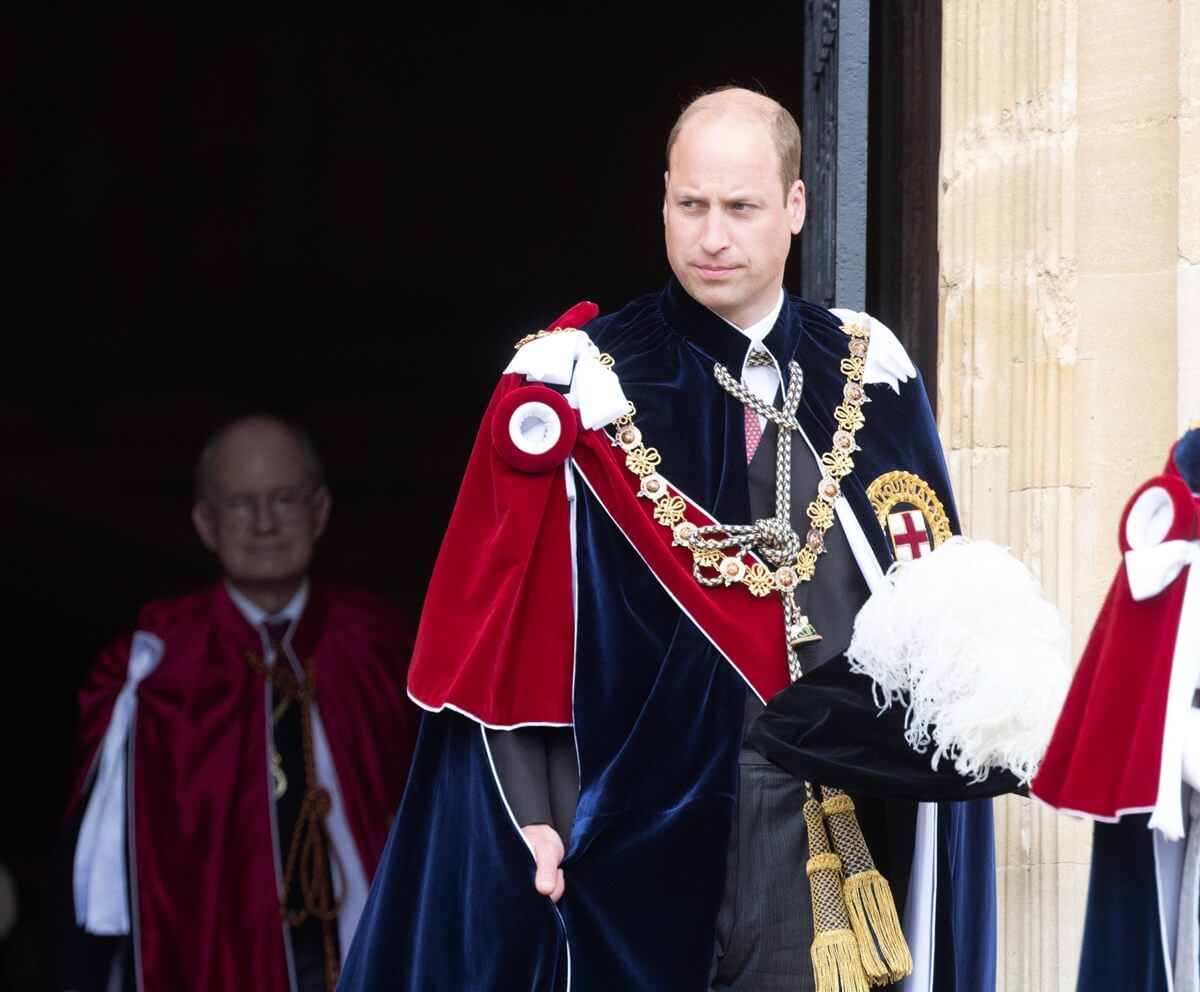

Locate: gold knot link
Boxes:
[807,852,844,876]
[305,786,333,817]
[821,794,856,816]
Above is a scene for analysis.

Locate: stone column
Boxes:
[1181,0,1200,419]
[939,1,1198,990]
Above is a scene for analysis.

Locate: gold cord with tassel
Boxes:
[820,786,913,985]
[804,791,871,992]
[245,649,344,992]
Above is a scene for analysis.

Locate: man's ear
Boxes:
[788,180,806,235]
[192,501,218,552]
[311,485,332,539]
[662,171,670,225]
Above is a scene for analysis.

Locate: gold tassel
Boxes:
[804,795,871,992]
[821,787,913,984]
[811,929,872,992]
[843,871,913,984]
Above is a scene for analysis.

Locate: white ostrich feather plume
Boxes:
[846,537,1070,785]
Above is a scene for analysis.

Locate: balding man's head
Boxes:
[192,415,331,612]
[662,86,807,328]
[195,416,324,502]
[665,87,802,202]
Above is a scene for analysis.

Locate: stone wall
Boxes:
[939,1,1200,989]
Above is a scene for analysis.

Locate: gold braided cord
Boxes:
[804,798,870,992]
[806,852,844,876]
[512,323,587,349]
[244,649,343,992]
[821,793,856,816]
[820,786,913,984]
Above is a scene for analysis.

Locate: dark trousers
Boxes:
[710,747,816,992]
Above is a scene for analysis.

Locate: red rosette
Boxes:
[491,384,578,473]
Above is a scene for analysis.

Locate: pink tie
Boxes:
[744,390,763,462]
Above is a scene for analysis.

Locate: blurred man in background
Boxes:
[46,415,420,992]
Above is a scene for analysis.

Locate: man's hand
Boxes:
[520,824,565,903]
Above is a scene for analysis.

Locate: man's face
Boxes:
[192,420,330,593]
[663,113,805,329]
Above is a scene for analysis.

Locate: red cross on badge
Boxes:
[887,510,931,562]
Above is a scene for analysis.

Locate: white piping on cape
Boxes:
[481,725,573,989]
[406,692,573,731]
[1154,819,1186,991]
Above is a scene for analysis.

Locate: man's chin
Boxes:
[226,567,307,590]
[682,278,735,311]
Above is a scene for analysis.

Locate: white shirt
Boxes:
[711,288,785,427]
[225,578,309,659]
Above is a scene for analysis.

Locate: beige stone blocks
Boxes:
[994,796,1091,992]
[940,1,1200,989]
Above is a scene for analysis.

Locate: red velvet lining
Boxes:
[572,428,791,702]
[1033,472,1200,820]
[547,300,599,331]
[408,375,576,726]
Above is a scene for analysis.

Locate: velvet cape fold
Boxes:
[67,582,418,992]
[1031,457,1200,821]
[340,279,999,992]
[1030,448,1200,991]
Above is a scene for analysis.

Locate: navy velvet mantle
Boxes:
[339,280,996,991]
[1075,816,1171,992]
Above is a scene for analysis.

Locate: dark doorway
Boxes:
[866,0,943,399]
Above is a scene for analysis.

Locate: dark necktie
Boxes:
[261,619,335,992]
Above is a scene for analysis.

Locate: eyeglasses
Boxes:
[213,487,314,521]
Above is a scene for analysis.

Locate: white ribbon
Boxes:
[1126,538,1200,841]
[504,332,581,387]
[1178,788,1200,992]
[1128,540,1200,602]
[505,329,630,430]
[73,631,164,934]
[830,308,916,394]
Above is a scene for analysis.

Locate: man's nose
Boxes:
[698,212,729,254]
[250,497,280,532]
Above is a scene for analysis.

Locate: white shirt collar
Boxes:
[713,288,786,345]
[225,578,309,630]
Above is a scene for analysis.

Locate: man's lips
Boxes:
[693,264,739,280]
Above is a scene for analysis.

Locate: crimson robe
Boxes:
[67,580,419,991]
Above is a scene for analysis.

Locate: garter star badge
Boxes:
[866,471,952,563]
